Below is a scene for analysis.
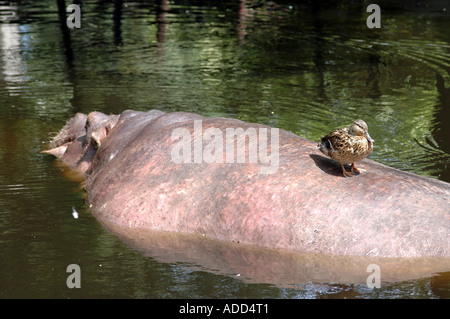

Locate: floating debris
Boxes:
[72,206,79,219]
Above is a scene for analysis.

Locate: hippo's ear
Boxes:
[41,144,68,158]
[90,119,116,148]
[91,126,107,148]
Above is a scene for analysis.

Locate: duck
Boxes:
[317,119,374,177]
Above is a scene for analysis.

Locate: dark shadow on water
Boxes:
[113,0,123,46]
[56,0,74,65]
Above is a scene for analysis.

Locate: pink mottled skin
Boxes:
[44,110,450,258]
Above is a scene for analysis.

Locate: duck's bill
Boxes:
[366,132,375,143]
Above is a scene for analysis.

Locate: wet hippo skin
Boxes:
[43,109,450,258]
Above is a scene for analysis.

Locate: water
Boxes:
[0,0,449,298]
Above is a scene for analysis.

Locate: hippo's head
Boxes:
[43,111,119,177]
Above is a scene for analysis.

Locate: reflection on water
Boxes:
[0,0,449,298]
[0,23,23,87]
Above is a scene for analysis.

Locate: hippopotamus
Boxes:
[43,109,450,260]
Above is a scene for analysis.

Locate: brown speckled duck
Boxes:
[318,119,374,177]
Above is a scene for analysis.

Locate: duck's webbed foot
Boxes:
[340,163,354,177]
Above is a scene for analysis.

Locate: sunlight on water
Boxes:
[0,0,449,299]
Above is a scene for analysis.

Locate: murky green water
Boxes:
[1,0,449,298]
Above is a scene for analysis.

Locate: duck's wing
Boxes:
[322,129,355,155]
